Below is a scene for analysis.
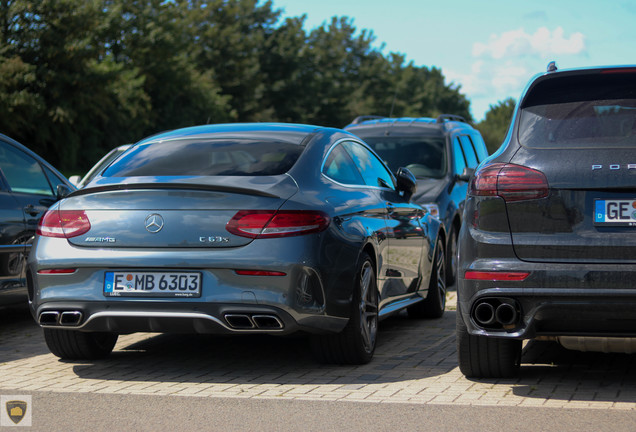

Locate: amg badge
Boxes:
[85,237,116,243]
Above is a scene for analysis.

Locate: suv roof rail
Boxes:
[351,115,385,125]
[436,114,467,124]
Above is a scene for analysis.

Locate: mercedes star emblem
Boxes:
[145,214,164,233]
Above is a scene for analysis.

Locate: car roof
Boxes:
[136,123,326,146]
[344,115,473,137]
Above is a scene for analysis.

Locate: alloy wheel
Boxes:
[358,260,378,353]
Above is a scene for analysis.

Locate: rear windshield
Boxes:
[361,137,447,179]
[519,72,636,148]
[103,139,305,177]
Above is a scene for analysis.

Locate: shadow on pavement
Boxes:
[510,340,636,403]
[70,311,456,385]
[0,304,49,362]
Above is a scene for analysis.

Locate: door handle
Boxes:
[24,205,39,217]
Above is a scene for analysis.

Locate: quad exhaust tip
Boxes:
[224,313,283,330]
[38,310,83,326]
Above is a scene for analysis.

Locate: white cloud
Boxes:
[491,64,529,93]
[473,27,586,59]
[453,27,588,120]
[446,60,533,121]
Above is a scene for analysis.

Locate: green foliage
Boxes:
[476,98,517,154]
[0,0,476,173]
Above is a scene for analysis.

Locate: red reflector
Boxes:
[37,269,77,274]
[469,163,548,202]
[37,210,91,238]
[235,270,287,276]
[464,271,529,281]
[226,210,330,239]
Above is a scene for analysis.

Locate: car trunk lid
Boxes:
[62,175,298,248]
[507,147,636,263]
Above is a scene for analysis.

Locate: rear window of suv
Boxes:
[519,71,636,148]
[103,139,305,177]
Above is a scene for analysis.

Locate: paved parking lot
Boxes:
[1,291,635,410]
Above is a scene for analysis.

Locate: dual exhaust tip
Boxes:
[224,314,284,330]
[472,299,519,329]
[38,310,83,326]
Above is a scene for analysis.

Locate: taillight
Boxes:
[469,163,548,202]
[464,271,530,281]
[37,210,91,238]
[226,210,330,238]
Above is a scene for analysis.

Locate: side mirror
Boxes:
[56,184,73,200]
[456,167,475,182]
[395,167,417,201]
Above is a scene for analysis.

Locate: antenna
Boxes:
[389,86,398,118]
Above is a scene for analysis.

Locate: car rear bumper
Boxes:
[457,260,636,339]
[32,300,347,335]
[27,235,358,336]
[458,286,636,339]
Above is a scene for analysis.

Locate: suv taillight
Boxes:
[37,210,91,238]
[469,163,549,202]
[226,210,330,239]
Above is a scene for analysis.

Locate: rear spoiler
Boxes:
[68,182,280,199]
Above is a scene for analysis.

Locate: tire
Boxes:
[445,223,459,285]
[456,310,521,378]
[311,253,378,364]
[408,237,446,319]
[43,328,118,360]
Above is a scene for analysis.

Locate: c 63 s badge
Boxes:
[200,236,229,244]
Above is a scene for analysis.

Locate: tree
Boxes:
[476,98,516,154]
[0,0,151,172]
[105,0,232,131]
[0,0,476,173]
[386,60,472,121]
[181,0,279,121]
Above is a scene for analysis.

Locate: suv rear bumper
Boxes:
[458,260,636,339]
[458,285,636,339]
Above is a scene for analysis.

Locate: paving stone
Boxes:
[0,293,635,410]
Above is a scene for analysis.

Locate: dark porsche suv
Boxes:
[457,64,636,378]
[346,115,488,285]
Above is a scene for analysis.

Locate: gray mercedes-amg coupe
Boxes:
[28,123,446,364]
[457,64,636,377]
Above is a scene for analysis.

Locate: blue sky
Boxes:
[269,0,636,121]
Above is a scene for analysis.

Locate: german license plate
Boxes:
[104,271,201,297]
[594,199,636,226]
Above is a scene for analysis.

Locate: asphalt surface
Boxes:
[1,291,635,430]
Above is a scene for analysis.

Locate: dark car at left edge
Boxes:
[0,133,74,306]
[28,123,446,364]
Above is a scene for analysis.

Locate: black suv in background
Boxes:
[346,115,489,284]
